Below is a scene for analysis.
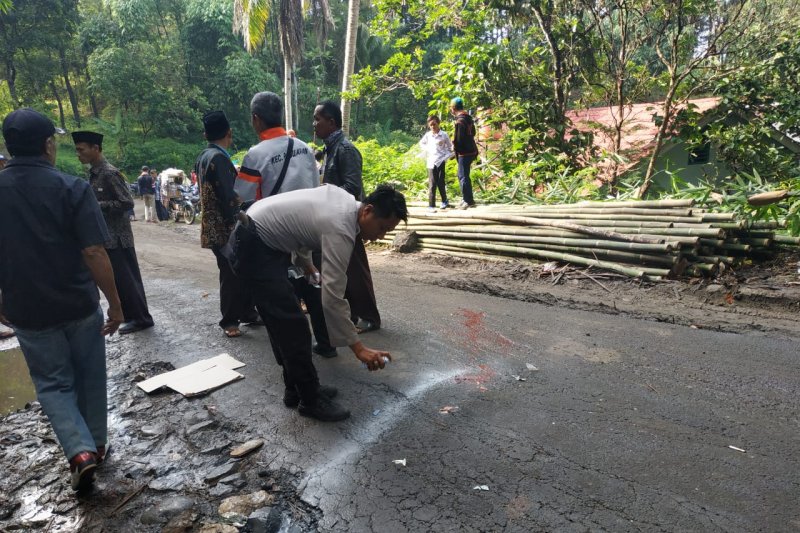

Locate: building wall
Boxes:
[646,139,732,190]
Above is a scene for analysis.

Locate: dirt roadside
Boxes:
[369,245,800,339]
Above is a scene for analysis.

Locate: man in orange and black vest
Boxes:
[450,97,478,209]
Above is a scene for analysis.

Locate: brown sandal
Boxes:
[224,327,243,338]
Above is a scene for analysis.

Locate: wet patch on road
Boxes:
[0,347,322,532]
[0,347,37,415]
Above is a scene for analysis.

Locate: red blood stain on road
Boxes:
[458,308,514,350]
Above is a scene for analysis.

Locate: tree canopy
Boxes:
[0,0,797,195]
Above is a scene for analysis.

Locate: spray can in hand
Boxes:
[362,356,390,369]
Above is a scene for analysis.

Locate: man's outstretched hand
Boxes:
[351,341,392,371]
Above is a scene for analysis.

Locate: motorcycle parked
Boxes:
[168,185,197,225]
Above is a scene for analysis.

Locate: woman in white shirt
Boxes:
[419,115,454,211]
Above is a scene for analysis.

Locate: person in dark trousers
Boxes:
[0,108,123,492]
[229,184,407,421]
[313,100,381,334]
[73,131,154,335]
[194,110,259,338]
[450,97,478,209]
[137,165,157,223]
[235,92,336,357]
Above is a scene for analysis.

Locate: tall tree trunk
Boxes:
[5,59,19,108]
[82,55,99,118]
[340,0,360,136]
[638,82,678,198]
[283,55,293,130]
[50,80,66,130]
[292,67,298,132]
[59,48,80,126]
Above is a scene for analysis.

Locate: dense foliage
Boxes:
[1,0,798,225]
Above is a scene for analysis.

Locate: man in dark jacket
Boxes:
[137,165,157,223]
[313,100,381,333]
[73,131,154,334]
[1,108,123,491]
[450,97,478,209]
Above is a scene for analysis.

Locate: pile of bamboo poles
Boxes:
[382,200,800,280]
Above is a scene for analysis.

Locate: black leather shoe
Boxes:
[283,384,338,408]
[298,394,350,422]
[119,321,154,335]
[312,344,338,358]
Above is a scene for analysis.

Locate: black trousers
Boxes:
[106,246,153,326]
[235,223,319,402]
[290,276,333,350]
[345,239,380,326]
[212,248,257,330]
[428,162,448,207]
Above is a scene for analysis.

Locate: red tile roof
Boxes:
[566,97,720,177]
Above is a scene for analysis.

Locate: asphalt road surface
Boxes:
[128,212,799,532]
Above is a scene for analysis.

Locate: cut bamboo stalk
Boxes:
[709,221,747,230]
[476,207,694,217]
[427,212,666,244]
[699,213,737,221]
[750,221,784,229]
[407,231,675,253]
[705,242,751,252]
[415,238,670,278]
[483,199,694,209]
[698,239,726,247]
[774,234,800,245]
[739,238,773,247]
[499,242,680,267]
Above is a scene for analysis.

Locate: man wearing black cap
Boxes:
[194,110,258,338]
[73,130,154,335]
[0,108,123,491]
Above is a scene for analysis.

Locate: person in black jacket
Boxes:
[194,110,260,338]
[450,97,478,209]
[137,165,157,223]
[313,100,381,333]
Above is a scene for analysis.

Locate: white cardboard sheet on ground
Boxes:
[137,353,246,396]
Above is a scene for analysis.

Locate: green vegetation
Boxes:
[1,0,798,235]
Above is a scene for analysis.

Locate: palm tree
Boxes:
[233,0,332,130]
[340,0,359,136]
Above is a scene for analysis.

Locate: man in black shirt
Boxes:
[0,108,123,491]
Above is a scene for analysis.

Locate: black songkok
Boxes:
[202,110,230,141]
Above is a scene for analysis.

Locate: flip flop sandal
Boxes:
[224,327,243,338]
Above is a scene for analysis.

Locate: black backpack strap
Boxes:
[268,137,294,197]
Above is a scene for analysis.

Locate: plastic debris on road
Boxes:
[526,363,539,371]
[373,409,381,416]
[728,445,746,453]
[472,485,489,491]
[392,459,407,466]
[542,262,559,272]
[512,375,526,381]
[439,406,459,414]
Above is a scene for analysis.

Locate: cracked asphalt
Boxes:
[118,207,800,533]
